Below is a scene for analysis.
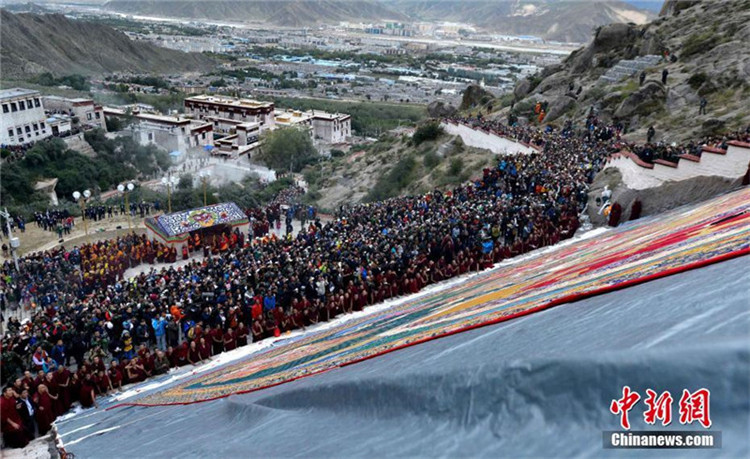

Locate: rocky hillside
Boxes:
[304,131,497,210]
[0,11,215,77]
[502,0,750,142]
[104,0,650,42]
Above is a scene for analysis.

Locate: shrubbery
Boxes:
[32,73,90,91]
[257,127,318,173]
[0,131,170,211]
[687,72,708,90]
[411,121,444,146]
[365,156,417,202]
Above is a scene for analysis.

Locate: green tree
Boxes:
[412,121,444,145]
[258,127,318,173]
[178,173,194,190]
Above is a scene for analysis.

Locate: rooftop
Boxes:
[275,109,313,124]
[136,113,191,125]
[311,111,351,121]
[0,87,39,101]
[185,94,274,109]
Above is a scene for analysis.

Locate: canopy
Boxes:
[145,202,248,244]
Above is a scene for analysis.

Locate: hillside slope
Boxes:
[103,0,650,42]
[0,11,215,77]
[503,0,750,142]
[387,0,652,43]
[303,131,497,210]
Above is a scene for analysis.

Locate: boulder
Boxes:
[593,23,637,53]
[427,100,457,118]
[460,84,494,111]
[614,81,666,118]
[601,91,625,110]
[535,72,570,95]
[514,79,532,100]
[700,118,725,137]
[545,95,578,122]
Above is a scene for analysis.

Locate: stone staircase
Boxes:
[605,140,750,190]
[597,55,664,84]
[63,132,97,158]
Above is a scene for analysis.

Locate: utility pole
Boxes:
[1,208,20,272]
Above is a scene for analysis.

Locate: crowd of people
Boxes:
[629,126,750,164]
[0,142,38,164]
[4,113,746,449]
[32,209,73,235]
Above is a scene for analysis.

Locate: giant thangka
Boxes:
[119,188,750,407]
[145,202,249,245]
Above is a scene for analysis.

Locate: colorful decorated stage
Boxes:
[144,202,248,248]
[122,188,750,407]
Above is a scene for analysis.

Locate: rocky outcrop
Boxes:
[427,101,457,119]
[501,1,750,142]
[513,79,532,101]
[460,84,494,111]
[614,81,666,118]
[544,96,577,122]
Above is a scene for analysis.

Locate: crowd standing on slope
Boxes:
[627,127,750,164]
[4,113,743,448]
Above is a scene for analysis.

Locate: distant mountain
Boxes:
[385,1,654,43]
[103,0,653,43]
[104,0,409,26]
[0,11,215,77]
[0,2,52,13]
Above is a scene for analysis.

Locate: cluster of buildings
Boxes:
[106,94,351,158]
[2,87,350,167]
[1,88,105,147]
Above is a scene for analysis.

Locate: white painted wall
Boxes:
[604,144,750,190]
[441,122,536,155]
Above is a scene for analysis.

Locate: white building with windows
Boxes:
[43,96,107,131]
[129,113,214,154]
[1,88,51,146]
[184,95,276,131]
[310,110,351,144]
[274,109,351,144]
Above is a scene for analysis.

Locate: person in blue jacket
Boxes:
[152,313,167,351]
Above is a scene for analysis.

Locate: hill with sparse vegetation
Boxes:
[303,126,498,211]
[0,10,215,77]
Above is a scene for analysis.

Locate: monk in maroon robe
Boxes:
[198,337,211,361]
[79,375,98,409]
[1,387,29,448]
[34,385,56,435]
[224,328,237,351]
[45,372,63,417]
[56,366,72,411]
[236,323,249,347]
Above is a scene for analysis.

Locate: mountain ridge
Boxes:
[0,10,216,77]
[101,0,653,43]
